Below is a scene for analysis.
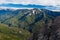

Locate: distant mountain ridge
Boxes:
[0,3,60,11]
[0,4,46,8]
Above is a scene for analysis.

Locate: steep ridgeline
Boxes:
[0,8,60,32]
[28,9,60,40]
[0,8,60,40]
[0,8,49,31]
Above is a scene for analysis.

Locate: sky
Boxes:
[0,0,60,11]
[0,0,60,6]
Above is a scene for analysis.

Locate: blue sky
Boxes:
[0,0,60,11]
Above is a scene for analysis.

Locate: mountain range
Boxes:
[0,8,60,40]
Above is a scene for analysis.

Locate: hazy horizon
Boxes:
[0,0,60,11]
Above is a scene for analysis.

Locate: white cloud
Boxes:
[0,0,60,6]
